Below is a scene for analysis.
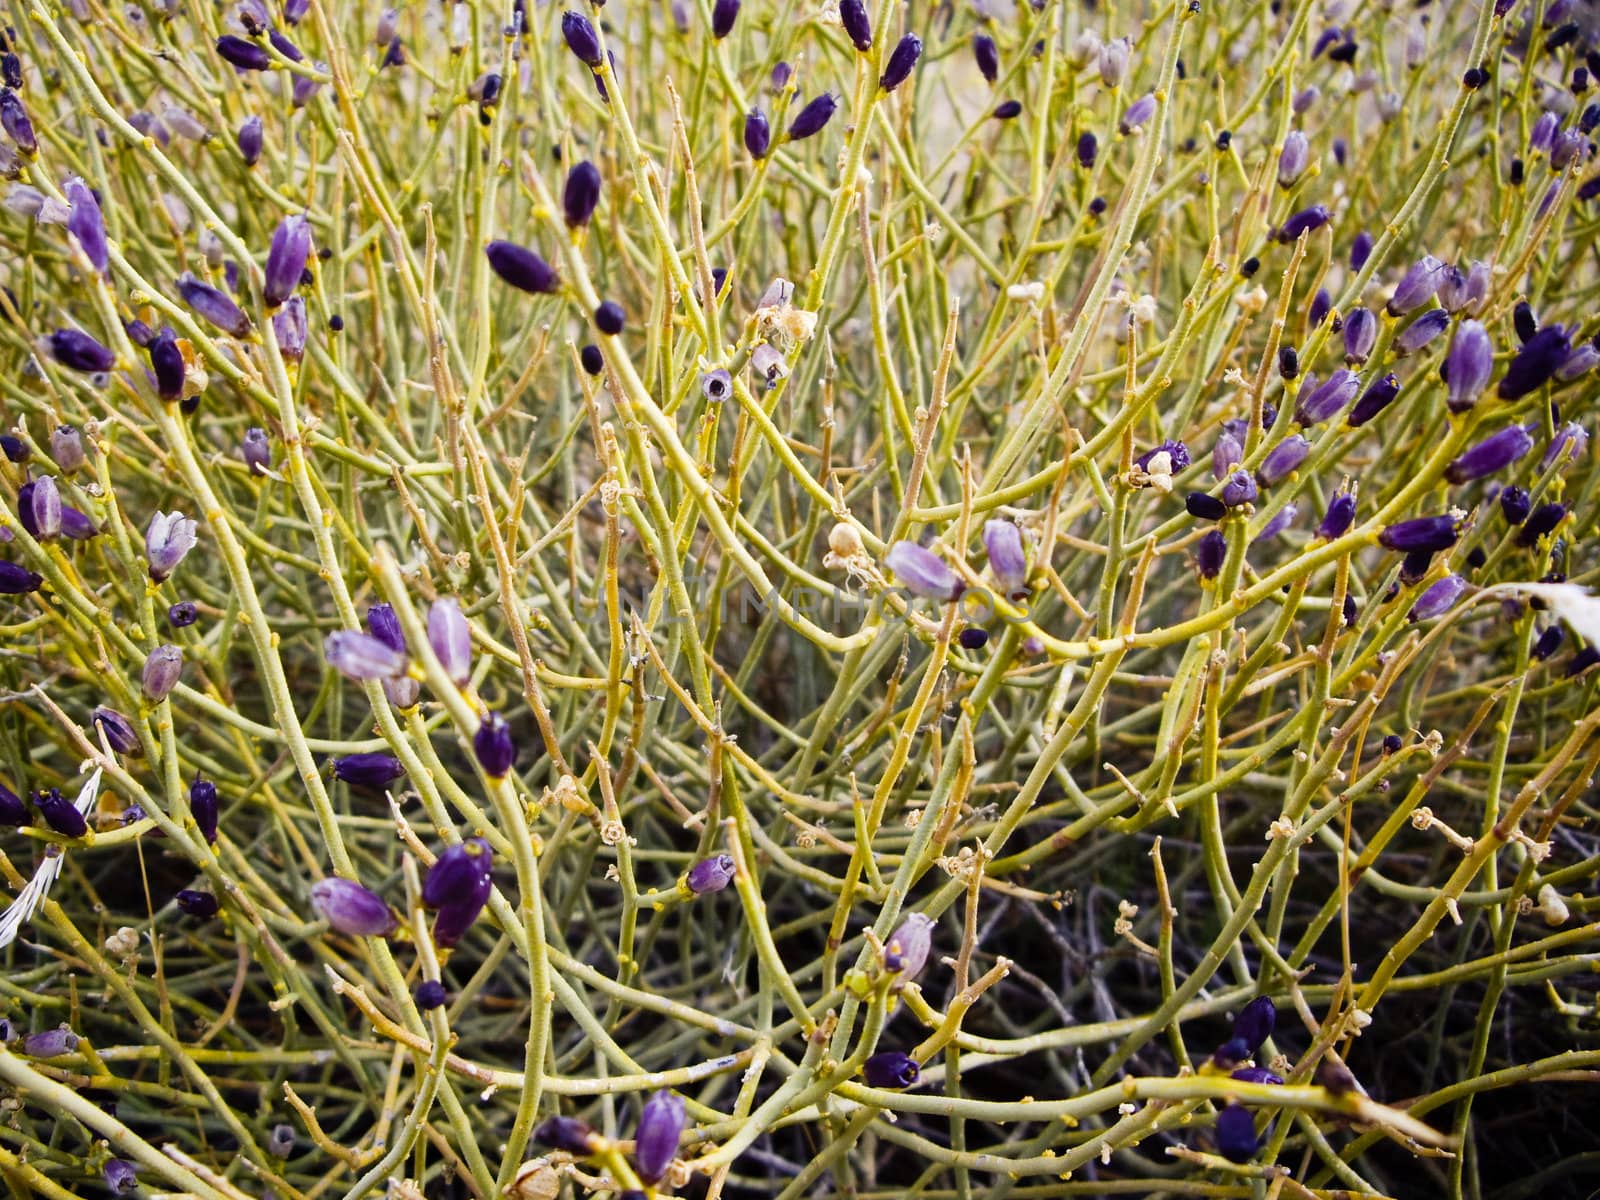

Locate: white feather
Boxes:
[1512,583,1600,646]
[0,768,101,949]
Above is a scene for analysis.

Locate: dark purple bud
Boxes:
[142,643,183,701]
[238,115,263,165]
[1445,425,1534,483]
[594,301,625,336]
[634,1091,687,1184]
[1500,485,1532,525]
[103,1160,138,1195]
[1531,111,1560,155]
[332,752,405,791]
[0,784,25,825]
[1341,307,1376,364]
[1387,255,1446,316]
[1186,492,1226,520]
[64,177,108,275]
[1119,93,1156,135]
[1518,502,1567,546]
[1400,550,1434,585]
[177,273,250,336]
[561,11,603,65]
[863,1051,920,1088]
[534,1116,598,1155]
[1229,996,1276,1052]
[1534,625,1565,659]
[93,707,140,755]
[1566,646,1600,677]
[273,295,307,359]
[580,344,604,375]
[1396,307,1448,355]
[1076,131,1097,168]
[431,896,485,947]
[885,912,934,979]
[486,241,559,294]
[0,560,42,593]
[0,54,19,91]
[23,1026,78,1058]
[1276,205,1329,242]
[1220,470,1257,507]
[415,979,447,1009]
[960,626,989,648]
[1,89,36,155]
[168,600,198,627]
[190,778,218,843]
[1296,368,1357,424]
[216,34,272,70]
[1499,326,1571,399]
[1215,1104,1259,1163]
[1552,129,1588,169]
[1347,373,1400,427]
[1256,435,1310,485]
[474,712,516,777]
[147,329,186,401]
[787,93,837,140]
[973,33,999,82]
[687,853,736,894]
[36,787,87,836]
[711,0,739,36]
[1278,130,1308,187]
[982,519,1028,595]
[423,837,493,909]
[743,108,771,158]
[880,34,921,92]
[242,426,272,475]
[1514,301,1538,344]
[1409,573,1466,621]
[47,328,114,373]
[1347,231,1374,272]
[1196,529,1226,578]
[1212,426,1243,479]
[839,0,871,51]
[263,213,310,307]
[1,435,27,463]
[563,160,601,227]
[1309,288,1331,328]
[382,37,404,68]
[1445,320,1494,411]
[886,541,961,601]
[1318,491,1356,539]
[1311,27,1341,58]
[1380,515,1460,553]
[1231,1066,1284,1086]
[310,876,396,937]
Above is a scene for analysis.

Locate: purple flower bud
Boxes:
[1446,425,1534,483]
[788,94,838,141]
[863,1051,920,1088]
[1396,307,1448,355]
[216,34,272,69]
[1187,492,1226,520]
[147,329,185,401]
[711,0,739,36]
[1220,469,1257,507]
[1566,646,1600,677]
[534,1116,597,1154]
[1387,255,1446,316]
[1309,288,1331,328]
[64,177,108,275]
[634,1091,687,1184]
[1553,129,1589,169]
[1499,326,1571,399]
[145,510,197,582]
[1296,368,1358,425]
[1544,421,1589,466]
[1231,1066,1285,1086]
[325,630,407,681]
[1196,529,1226,578]
[596,304,626,336]
[1342,307,1377,363]
[30,476,61,540]
[1519,501,1567,546]
[474,711,516,777]
[310,876,396,937]
[880,34,921,92]
[687,853,736,894]
[561,11,603,65]
[839,0,871,51]
[1119,93,1157,135]
[563,160,601,227]
[1256,435,1310,485]
[423,837,493,908]
[1347,372,1400,427]
[190,778,218,843]
[47,328,114,373]
[0,561,42,593]
[982,520,1028,596]
[1531,111,1560,154]
[142,643,183,701]
[1,436,27,463]
[36,787,87,836]
[103,1160,138,1194]
[885,912,934,979]
[1380,515,1460,553]
[1229,996,1276,1052]
[432,895,487,947]
[332,752,405,791]
[50,425,85,473]
[1409,573,1466,621]
[427,597,472,685]
[1555,342,1599,382]
[238,115,264,165]
[94,706,141,755]
[0,784,25,825]
[367,601,406,655]
[1253,502,1297,543]
[1,89,36,155]
[973,33,999,82]
[177,273,250,336]
[1294,85,1319,113]
[1098,37,1130,86]
[486,241,559,294]
[1277,205,1329,242]
[1278,130,1309,186]
[415,979,447,1009]
[273,295,307,359]
[23,1027,78,1058]
[1445,320,1494,412]
[1212,427,1243,479]
[1534,623,1567,662]
[743,108,771,158]
[263,213,310,307]
[168,600,198,627]
[886,541,962,601]
[1215,1104,1259,1163]
[242,426,272,475]
[1318,491,1356,539]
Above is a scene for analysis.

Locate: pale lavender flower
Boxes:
[1342,307,1377,363]
[1295,368,1358,424]
[1554,342,1599,381]
[1409,573,1466,622]
[264,213,311,307]
[1445,320,1494,412]
[273,294,308,359]
[145,510,198,581]
[1543,422,1588,466]
[50,425,84,472]
[1396,308,1448,355]
[885,912,934,980]
[30,475,62,539]
[1257,436,1310,485]
[177,272,250,336]
[982,520,1028,596]
[64,176,108,274]
[142,643,183,701]
[686,854,736,894]
[886,541,962,601]
[1387,255,1446,316]
[1445,425,1533,483]
[633,1091,687,1184]
[325,630,407,680]
[1252,503,1297,543]
[310,877,396,937]
[1278,130,1308,186]
[428,597,473,685]
[1119,93,1156,135]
